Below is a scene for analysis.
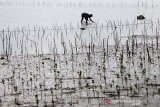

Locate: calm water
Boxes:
[0,0,160,29]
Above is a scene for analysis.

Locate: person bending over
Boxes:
[81,13,94,24]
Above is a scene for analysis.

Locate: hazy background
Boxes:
[0,0,160,29]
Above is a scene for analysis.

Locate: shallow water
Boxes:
[0,0,160,107]
[0,0,160,29]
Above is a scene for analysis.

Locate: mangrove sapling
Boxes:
[102,39,106,64]
[146,45,151,63]
[126,40,131,59]
[35,94,39,106]
[125,76,128,85]
[2,30,5,55]
[156,30,159,53]
[39,84,43,100]
[116,85,120,99]
[40,30,45,55]
[154,75,157,84]
[131,35,135,58]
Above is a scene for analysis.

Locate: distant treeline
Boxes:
[0,0,160,8]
